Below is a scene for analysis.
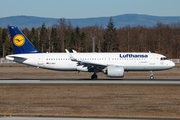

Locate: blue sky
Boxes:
[0,0,180,18]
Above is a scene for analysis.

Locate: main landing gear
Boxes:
[150,71,154,80]
[91,69,99,80]
[91,74,98,80]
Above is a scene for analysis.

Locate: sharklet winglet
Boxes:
[65,49,77,61]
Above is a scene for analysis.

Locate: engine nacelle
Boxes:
[107,66,124,77]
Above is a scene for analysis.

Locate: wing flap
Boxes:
[79,60,107,67]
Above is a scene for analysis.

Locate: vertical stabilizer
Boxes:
[8,26,41,54]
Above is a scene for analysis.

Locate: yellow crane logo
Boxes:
[13,34,25,46]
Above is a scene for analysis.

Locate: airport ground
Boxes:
[0,63,180,79]
[0,64,180,119]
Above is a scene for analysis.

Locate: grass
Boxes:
[0,84,180,119]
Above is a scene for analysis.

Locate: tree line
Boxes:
[0,17,180,58]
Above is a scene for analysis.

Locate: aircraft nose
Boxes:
[170,61,175,68]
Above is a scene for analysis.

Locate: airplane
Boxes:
[6,26,175,80]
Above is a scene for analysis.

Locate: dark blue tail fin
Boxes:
[8,26,41,54]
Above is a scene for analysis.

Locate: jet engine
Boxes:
[107,66,124,77]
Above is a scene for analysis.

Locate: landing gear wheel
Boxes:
[150,71,154,80]
[150,76,154,80]
[91,74,98,80]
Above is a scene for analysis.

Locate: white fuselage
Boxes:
[6,52,175,72]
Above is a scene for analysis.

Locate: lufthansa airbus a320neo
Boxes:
[6,26,175,79]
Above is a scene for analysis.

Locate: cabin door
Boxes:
[38,55,44,66]
[149,54,155,65]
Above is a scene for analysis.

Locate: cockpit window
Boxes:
[160,57,168,60]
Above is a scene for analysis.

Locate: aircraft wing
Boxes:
[65,49,107,69]
[78,60,107,67]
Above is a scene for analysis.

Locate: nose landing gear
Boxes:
[150,71,154,80]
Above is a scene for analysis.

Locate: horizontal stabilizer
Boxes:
[6,55,27,61]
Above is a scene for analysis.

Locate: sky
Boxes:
[0,0,180,19]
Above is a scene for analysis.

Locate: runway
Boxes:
[0,78,180,84]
